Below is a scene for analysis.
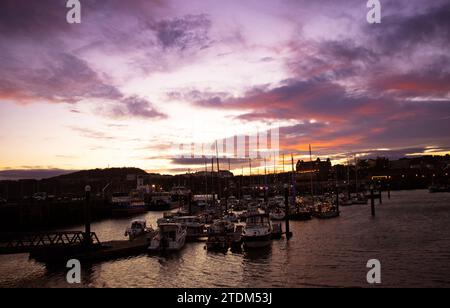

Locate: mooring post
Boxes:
[370,185,375,217]
[379,186,383,204]
[84,185,92,246]
[284,184,291,239]
[335,184,340,214]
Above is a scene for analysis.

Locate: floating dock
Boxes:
[30,235,153,263]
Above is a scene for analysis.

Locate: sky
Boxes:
[0,0,450,179]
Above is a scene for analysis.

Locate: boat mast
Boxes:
[347,156,351,199]
[249,158,252,195]
[291,153,296,202]
[309,144,314,199]
[216,140,221,200]
[264,158,268,203]
[211,157,215,203]
[354,154,358,194]
[204,157,208,203]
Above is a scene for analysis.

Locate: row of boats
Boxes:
[122,190,371,253]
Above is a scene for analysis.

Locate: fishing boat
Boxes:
[111,192,147,216]
[242,213,272,248]
[148,223,187,251]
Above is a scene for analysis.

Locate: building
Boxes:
[296,158,332,181]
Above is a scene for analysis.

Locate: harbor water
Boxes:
[1,190,449,288]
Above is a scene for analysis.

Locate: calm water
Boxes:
[1,190,449,288]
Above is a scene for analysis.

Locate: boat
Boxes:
[124,220,155,241]
[339,194,354,206]
[148,223,187,251]
[288,206,312,221]
[223,211,239,223]
[205,220,235,251]
[242,213,272,248]
[429,185,450,193]
[172,216,206,241]
[351,193,368,205]
[148,191,177,211]
[269,208,285,221]
[313,201,340,219]
[170,186,192,208]
[111,192,147,216]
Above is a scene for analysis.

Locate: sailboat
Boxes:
[309,145,339,219]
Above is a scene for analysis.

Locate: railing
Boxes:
[0,231,101,254]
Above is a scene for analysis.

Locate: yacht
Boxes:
[124,220,154,241]
[148,223,187,251]
[172,216,206,241]
[242,213,272,248]
[269,208,286,221]
[205,219,235,251]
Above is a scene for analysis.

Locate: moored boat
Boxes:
[124,220,154,241]
[269,208,285,221]
[205,219,235,252]
[111,192,147,216]
[242,213,272,249]
[148,223,187,251]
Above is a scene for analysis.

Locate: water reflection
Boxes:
[1,190,450,288]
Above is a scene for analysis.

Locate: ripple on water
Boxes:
[1,190,450,287]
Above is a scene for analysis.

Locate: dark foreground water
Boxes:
[1,190,449,288]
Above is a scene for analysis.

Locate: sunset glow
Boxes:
[1,0,450,178]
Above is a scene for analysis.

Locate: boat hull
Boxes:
[242,233,272,248]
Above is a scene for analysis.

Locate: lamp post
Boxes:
[84,185,92,246]
[370,184,375,217]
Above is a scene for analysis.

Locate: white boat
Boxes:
[172,216,206,240]
[242,213,272,248]
[148,223,187,251]
[269,208,285,220]
[124,220,153,240]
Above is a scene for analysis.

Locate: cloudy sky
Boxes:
[0,0,449,178]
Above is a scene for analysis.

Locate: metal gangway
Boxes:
[0,231,101,255]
